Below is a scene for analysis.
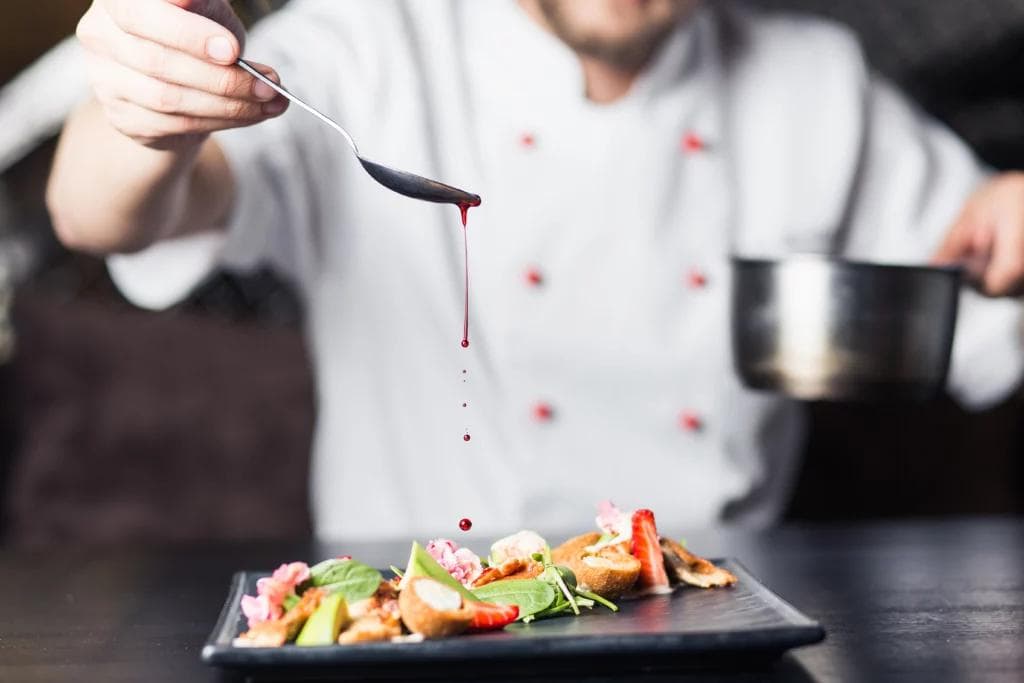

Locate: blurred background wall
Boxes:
[0,0,1021,547]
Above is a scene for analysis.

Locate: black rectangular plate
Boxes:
[202,559,823,678]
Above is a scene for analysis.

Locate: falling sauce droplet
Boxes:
[463,433,471,442]
[459,518,473,532]
[461,339,470,348]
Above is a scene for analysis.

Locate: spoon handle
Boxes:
[236,58,359,156]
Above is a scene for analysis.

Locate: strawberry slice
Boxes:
[631,509,670,591]
[467,601,519,632]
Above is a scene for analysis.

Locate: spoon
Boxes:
[237,59,481,208]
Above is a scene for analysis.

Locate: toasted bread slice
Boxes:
[573,550,642,599]
[659,538,737,588]
[551,533,601,565]
[398,577,473,639]
[553,533,640,599]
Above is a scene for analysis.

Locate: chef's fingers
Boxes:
[80,7,280,102]
[98,0,244,66]
[982,216,1024,297]
[89,55,287,122]
[103,97,280,149]
[931,210,975,266]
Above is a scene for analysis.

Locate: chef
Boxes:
[47,0,1024,539]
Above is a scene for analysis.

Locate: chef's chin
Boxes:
[525,0,700,70]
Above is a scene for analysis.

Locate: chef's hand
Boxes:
[76,0,288,150]
[933,172,1024,296]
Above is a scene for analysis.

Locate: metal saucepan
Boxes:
[731,255,962,401]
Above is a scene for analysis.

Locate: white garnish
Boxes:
[413,579,463,612]
[585,532,630,554]
[490,530,548,564]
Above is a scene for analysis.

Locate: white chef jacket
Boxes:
[109,0,1024,540]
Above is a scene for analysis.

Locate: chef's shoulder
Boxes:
[246,0,414,78]
[721,3,870,102]
[722,4,876,254]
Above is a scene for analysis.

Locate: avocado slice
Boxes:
[295,591,350,647]
[399,542,479,602]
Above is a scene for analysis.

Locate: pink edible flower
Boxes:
[425,539,483,587]
[241,593,279,628]
[239,561,310,628]
[596,500,632,539]
[256,576,291,605]
[271,562,311,587]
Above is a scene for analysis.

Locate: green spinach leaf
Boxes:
[309,559,382,603]
[472,579,556,619]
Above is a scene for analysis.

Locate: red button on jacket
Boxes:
[679,411,703,432]
[687,269,708,289]
[681,131,705,153]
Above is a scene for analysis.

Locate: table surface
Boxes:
[0,518,1021,682]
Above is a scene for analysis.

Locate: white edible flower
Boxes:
[490,530,549,564]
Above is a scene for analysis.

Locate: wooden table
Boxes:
[1,518,1021,682]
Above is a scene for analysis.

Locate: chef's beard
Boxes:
[535,0,698,71]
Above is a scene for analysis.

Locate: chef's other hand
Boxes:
[933,172,1024,296]
[76,0,288,151]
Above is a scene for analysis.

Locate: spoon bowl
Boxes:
[237,59,480,207]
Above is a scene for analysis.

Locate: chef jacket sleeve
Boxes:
[108,0,359,308]
[839,78,1024,409]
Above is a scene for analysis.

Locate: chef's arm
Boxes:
[839,78,1024,408]
[46,0,287,254]
[48,100,233,253]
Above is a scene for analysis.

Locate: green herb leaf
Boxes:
[552,565,577,592]
[472,579,556,619]
[309,559,382,603]
[282,592,300,612]
[574,587,619,612]
[401,542,479,602]
[531,601,575,620]
[540,565,579,616]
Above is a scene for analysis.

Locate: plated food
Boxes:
[233,501,736,648]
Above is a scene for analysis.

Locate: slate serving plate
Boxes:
[203,559,824,679]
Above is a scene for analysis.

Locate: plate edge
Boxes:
[723,559,825,640]
[202,571,248,662]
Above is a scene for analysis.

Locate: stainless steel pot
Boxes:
[731,255,961,401]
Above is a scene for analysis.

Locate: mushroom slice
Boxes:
[659,538,737,588]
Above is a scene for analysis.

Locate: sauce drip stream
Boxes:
[457,200,480,348]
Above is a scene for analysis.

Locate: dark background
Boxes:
[0,0,1021,547]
